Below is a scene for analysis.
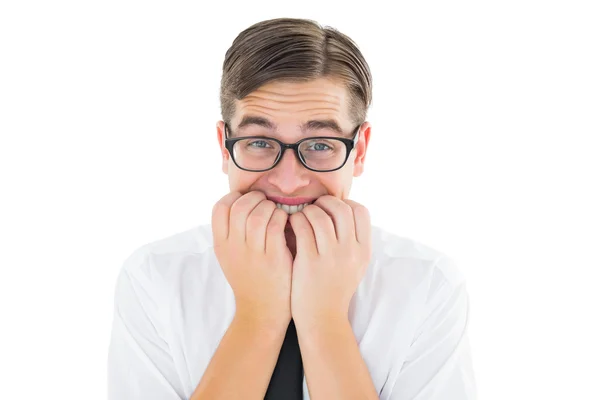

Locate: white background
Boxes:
[1,1,598,398]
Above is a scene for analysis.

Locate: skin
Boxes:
[216,77,371,256]
[201,76,378,399]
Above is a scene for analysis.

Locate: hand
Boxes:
[288,196,372,330]
[212,191,293,330]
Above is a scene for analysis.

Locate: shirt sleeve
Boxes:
[107,249,185,400]
[387,256,478,400]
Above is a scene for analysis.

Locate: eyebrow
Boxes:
[237,116,276,131]
[235,115,347,136]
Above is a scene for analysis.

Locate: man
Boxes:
[107,18,477,399]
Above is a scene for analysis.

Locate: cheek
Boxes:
[317,172,350,196]
[228,168,264,192]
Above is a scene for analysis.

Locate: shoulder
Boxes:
[370,224,466,287]
[364,224,468,322]
[115,224,215,297]
[365,227,475,399]
[360,224,470,340]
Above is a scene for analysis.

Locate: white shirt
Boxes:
[107,223,477,399]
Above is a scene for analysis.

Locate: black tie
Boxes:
[264,319,304,399]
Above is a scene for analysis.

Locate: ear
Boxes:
[352,122,371,177]
[216,121,229,175]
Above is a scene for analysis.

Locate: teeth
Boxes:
[276,202,310,214]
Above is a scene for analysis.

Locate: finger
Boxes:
[313,195,355,243]
[300,204,337,253]
[246,199,277,251]
[212,191,243,241]
[265,207,289,254]
[289,209,319,255]
[343,199,371,245]
[229,191,267,243]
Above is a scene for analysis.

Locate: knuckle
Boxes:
[212,201,229,216]
[267,219,282,233]
[302,204,318,214]
[275,208,289,221]
[230,197,248,214]
[232,191,265,212]
[248,190,266,202]
[343,205,355,218]
[355,204,370,218]
[313,198,325,207]
[289,211,305,226]
[261,198,277,211]
[247,213,265,229]
[228,191,243,200]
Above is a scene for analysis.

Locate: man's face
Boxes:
[216,77,371,252]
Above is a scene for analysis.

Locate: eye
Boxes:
[247,140,273,149]
[305,141,333,151]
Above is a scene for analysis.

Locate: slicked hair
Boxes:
[220,18,373,127]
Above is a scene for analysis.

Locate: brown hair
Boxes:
[220,18,373,127]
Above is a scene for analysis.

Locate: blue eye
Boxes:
[248,140,272,148]
[307,142,332,151]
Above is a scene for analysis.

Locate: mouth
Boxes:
[276,201,315,215]
[266,195,318,214]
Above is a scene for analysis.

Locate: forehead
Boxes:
[232,77,352,132]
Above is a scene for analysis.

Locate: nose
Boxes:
[266,148,310,194]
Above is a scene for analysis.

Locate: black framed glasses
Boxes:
[224,123,361,173]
